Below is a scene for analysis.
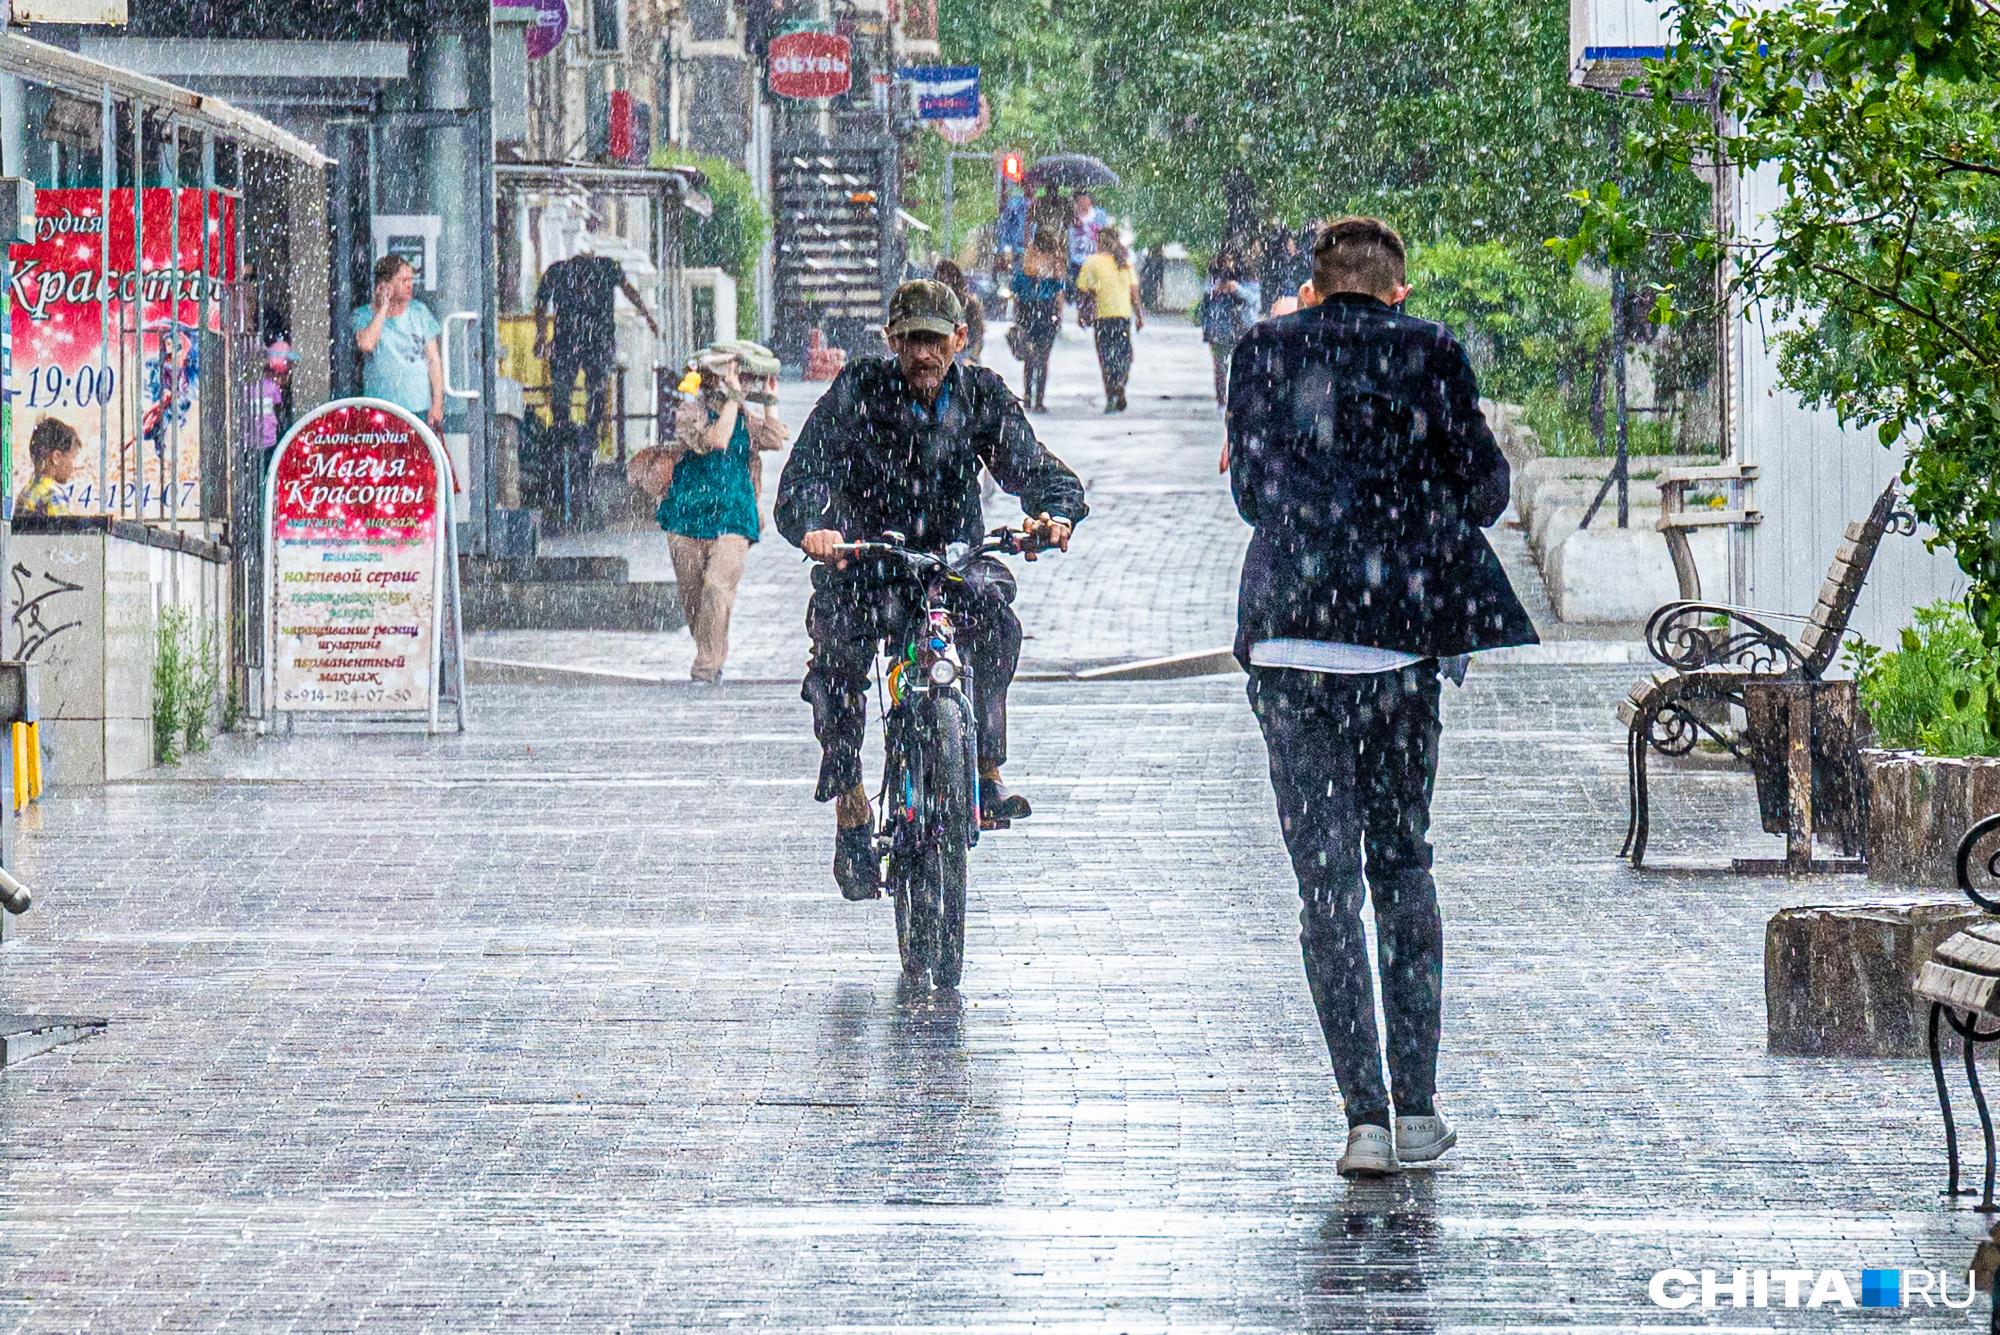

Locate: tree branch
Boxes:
[1814,262,1991,365]
[1922,152,2000,179]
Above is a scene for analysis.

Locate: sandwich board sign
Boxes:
[264,398,466,732]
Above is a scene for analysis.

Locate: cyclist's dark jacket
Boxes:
[776,357,1087,555]
[1226,292,1537,666]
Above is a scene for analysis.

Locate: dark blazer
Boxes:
[777,357,1087,556]
[1227,292,1537,665]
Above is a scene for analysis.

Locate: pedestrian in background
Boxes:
[1075,228,1143,412]
[1139,244,1167,311]
[16,417,82,517]
[535,239,662,445]
[258,338,298,457]
[1263,224,1310,315]
[1010,208,1067,412]
[933,260,985,364]
[653,342,784,685]
[1226,216,1536,1179]
[352,254,443,432]
[1067,191,1110,291]
[1199,254,1254,408]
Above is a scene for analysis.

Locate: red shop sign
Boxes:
[768,31,852,99]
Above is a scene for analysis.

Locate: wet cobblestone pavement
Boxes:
[0,664,1988,1330]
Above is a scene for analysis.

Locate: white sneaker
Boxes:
[1395,1114,1457,1165]
[1337,1124,1399,1178]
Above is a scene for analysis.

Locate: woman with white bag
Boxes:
[627,341,787,684]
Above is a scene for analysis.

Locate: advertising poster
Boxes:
[267,401,445,715]
[8,187,237,515]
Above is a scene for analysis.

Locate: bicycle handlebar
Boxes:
[828,526,1058,565]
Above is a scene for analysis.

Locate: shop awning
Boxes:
[0,30,331,168]
[495,161,713,218]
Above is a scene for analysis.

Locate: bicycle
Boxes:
[829,526,1055,989]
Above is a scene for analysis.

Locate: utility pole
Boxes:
[940,151,994,263]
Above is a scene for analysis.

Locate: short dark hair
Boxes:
[373,253,413,287]
[1311,216,1406,297]
[28,416,80,467]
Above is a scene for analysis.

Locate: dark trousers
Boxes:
[1094,317,1132,404]
[1016,297,1060,407]
[803,558,1021,802]
[549,349,613,435]
[1248,662,1444,1127]
[1210,340,1237,406]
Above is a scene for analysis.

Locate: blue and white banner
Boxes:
[895,65,979,120]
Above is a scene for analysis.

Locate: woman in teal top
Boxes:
[659,343,786,683]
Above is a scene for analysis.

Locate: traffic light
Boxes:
[999,151,1023,184]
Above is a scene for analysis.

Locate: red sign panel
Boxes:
[8,188,237,514]
[769,32,852,99]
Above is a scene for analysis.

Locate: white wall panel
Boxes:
[1735,167,1964,657]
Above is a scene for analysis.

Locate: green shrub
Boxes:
[1408,238,1715,458]
[654,151,769,340]
[1850,601,2000,757]
[152,603,217,766]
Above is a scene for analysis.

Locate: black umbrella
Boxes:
[1022,154,1120,189]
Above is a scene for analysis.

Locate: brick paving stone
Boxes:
[0,661,1985,1331]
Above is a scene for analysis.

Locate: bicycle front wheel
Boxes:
[930,694,973,990]
[887,744,936,982]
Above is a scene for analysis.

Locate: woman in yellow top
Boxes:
[1075,229,1145,412]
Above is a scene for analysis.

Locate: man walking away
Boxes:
[1227,216,1537,1178]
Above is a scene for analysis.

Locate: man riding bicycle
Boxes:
[776,280,1088,901]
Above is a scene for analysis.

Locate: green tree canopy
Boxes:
[1563,0,2000,640]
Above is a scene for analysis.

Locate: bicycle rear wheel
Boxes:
[930,695,973,990]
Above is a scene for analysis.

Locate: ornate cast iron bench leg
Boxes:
[1623,719,1650,867]
[1933,1002,1966,1201]
[1933,1001,2000,1211]
[1915,814,2000,1211]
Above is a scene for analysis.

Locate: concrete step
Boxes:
[462,556,631,585]
[461,579,685,633]
[0,1013,107,1066]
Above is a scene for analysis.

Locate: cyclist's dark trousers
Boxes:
[803,557,1021,802]
[1248,661,1443,1128]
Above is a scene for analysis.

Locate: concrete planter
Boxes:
[1767,899,1988,1056]
[1863,749,2000,888]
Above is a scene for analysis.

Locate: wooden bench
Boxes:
[1656,461,1759,602]
[1618,479,1907,869]
[1915,814,2000,1211]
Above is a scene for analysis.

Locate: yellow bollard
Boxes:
[25,720,40,801]
[9,722,23,813]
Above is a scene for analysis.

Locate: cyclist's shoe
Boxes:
[834,823,881,901]
[979,772,1032,822]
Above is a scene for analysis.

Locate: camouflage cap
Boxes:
[884,279,965,337]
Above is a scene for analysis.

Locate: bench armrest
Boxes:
[1645,600,1809,676]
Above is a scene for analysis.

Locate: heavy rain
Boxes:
[0,0,1987,1326]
